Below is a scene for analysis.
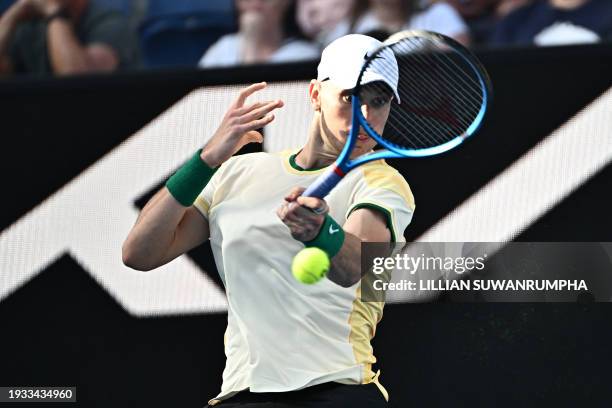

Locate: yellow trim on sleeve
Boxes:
[194,195,210,217]
[362,163,416,210]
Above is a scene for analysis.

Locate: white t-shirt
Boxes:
[194,150,415,406]
[199,34,321,68]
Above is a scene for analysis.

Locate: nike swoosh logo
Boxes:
[329,225,340,234]
[365,52,384,61]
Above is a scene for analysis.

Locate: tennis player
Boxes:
[122,34,415,407]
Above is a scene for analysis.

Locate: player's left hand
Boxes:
[276,187,328,242]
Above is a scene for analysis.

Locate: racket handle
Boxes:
[303,167,344,198]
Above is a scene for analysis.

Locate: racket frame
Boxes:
[303,30,492,199]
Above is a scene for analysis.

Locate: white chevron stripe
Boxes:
[419,86,612,243]
[1,82,611,313]
[384,86,612,303]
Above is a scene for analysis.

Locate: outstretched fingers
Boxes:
[239,100,284,124]
[233,82,267,108]
[237,113,276,134]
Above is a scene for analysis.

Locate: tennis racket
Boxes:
[303,30,493,199]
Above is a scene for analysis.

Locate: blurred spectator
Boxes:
[446,0,531,45]
[296,0,354,46]
[0,0,139,77]
[491,0,612,47]
[199,0,320,68]
[351,0,471,45]
[496,0,532,17]
[296,0,470,47]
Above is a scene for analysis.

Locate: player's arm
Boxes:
[123,82,283,271]
[278,188,391,287]
[122,188,210,271]
[327,208,390,287]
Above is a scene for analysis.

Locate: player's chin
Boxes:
[351,144,373,158]
[355,138,377,151]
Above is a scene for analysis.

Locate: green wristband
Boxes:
[166,149,217,206]
[303,214,345,258]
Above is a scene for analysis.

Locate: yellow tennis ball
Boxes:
[292,247,330,284]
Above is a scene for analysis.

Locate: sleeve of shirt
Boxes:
[345,164,416,243]
[83,9,139,68]
[193,164,223,219]
[192,154,241,218]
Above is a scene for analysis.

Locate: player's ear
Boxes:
[309,79,321,112]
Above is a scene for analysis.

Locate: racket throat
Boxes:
[333,166,346,177]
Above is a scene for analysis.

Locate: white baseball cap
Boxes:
[317,34,400,103]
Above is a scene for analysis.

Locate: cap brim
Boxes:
[361,73,401,104]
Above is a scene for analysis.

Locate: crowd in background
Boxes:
[0,0,611,78]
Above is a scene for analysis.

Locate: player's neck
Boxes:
[296,125,338,170]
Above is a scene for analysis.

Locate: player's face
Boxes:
[313,80,393,158]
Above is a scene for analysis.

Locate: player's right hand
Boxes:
[200,82,284,168]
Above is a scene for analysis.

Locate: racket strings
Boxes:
[410,40,484,112]
[402,52,483,117]
[358,35,486,151]
[392,60,478,141]
[405,37,485,98]
[414,38,484,93]
[396,39,484,112]
[361,70,454,149]
[393,42,482,146]
[389,65,479,147]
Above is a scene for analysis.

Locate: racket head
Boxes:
[351,30,492,162]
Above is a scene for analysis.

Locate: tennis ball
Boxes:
[292,247,330,284]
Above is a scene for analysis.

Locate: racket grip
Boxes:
[303,167,343,198]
